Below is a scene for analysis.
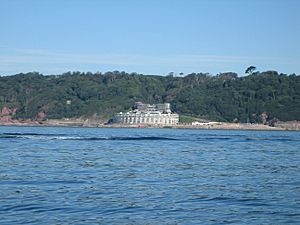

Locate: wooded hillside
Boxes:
[0,71,299,123]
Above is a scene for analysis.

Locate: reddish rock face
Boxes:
[0,107,17,116]
[1,107,11,115]
[38,111,46,119]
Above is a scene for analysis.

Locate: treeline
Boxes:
[0,70,299,123]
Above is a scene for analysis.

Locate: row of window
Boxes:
[114,115,178,124]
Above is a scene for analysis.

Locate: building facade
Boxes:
[113,102,179,125]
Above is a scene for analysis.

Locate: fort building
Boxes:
[113,102,179,125]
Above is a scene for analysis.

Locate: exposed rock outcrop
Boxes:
[1,107,17,116]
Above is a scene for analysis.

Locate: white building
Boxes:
[113,102,179,125]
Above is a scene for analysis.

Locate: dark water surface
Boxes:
[0,126,300,224]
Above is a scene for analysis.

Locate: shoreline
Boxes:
[1,119,299,131]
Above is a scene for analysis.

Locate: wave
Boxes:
[244,137,299,142]
[1,132,299,142]
[3,132,68,136]
[0,133,178,141]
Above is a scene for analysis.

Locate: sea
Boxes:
[0,126,299,224]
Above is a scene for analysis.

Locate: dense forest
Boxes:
[0,70,300,123]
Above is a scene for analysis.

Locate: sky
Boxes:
[0,0,299,76]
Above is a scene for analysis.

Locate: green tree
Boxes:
[245,66,256,75]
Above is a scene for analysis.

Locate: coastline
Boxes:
[1,119,299,131]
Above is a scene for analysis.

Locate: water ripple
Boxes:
[0,127,299,224]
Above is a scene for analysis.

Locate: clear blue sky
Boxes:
[1,0,299,76]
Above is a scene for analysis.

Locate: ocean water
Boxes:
[0,126,299,224]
